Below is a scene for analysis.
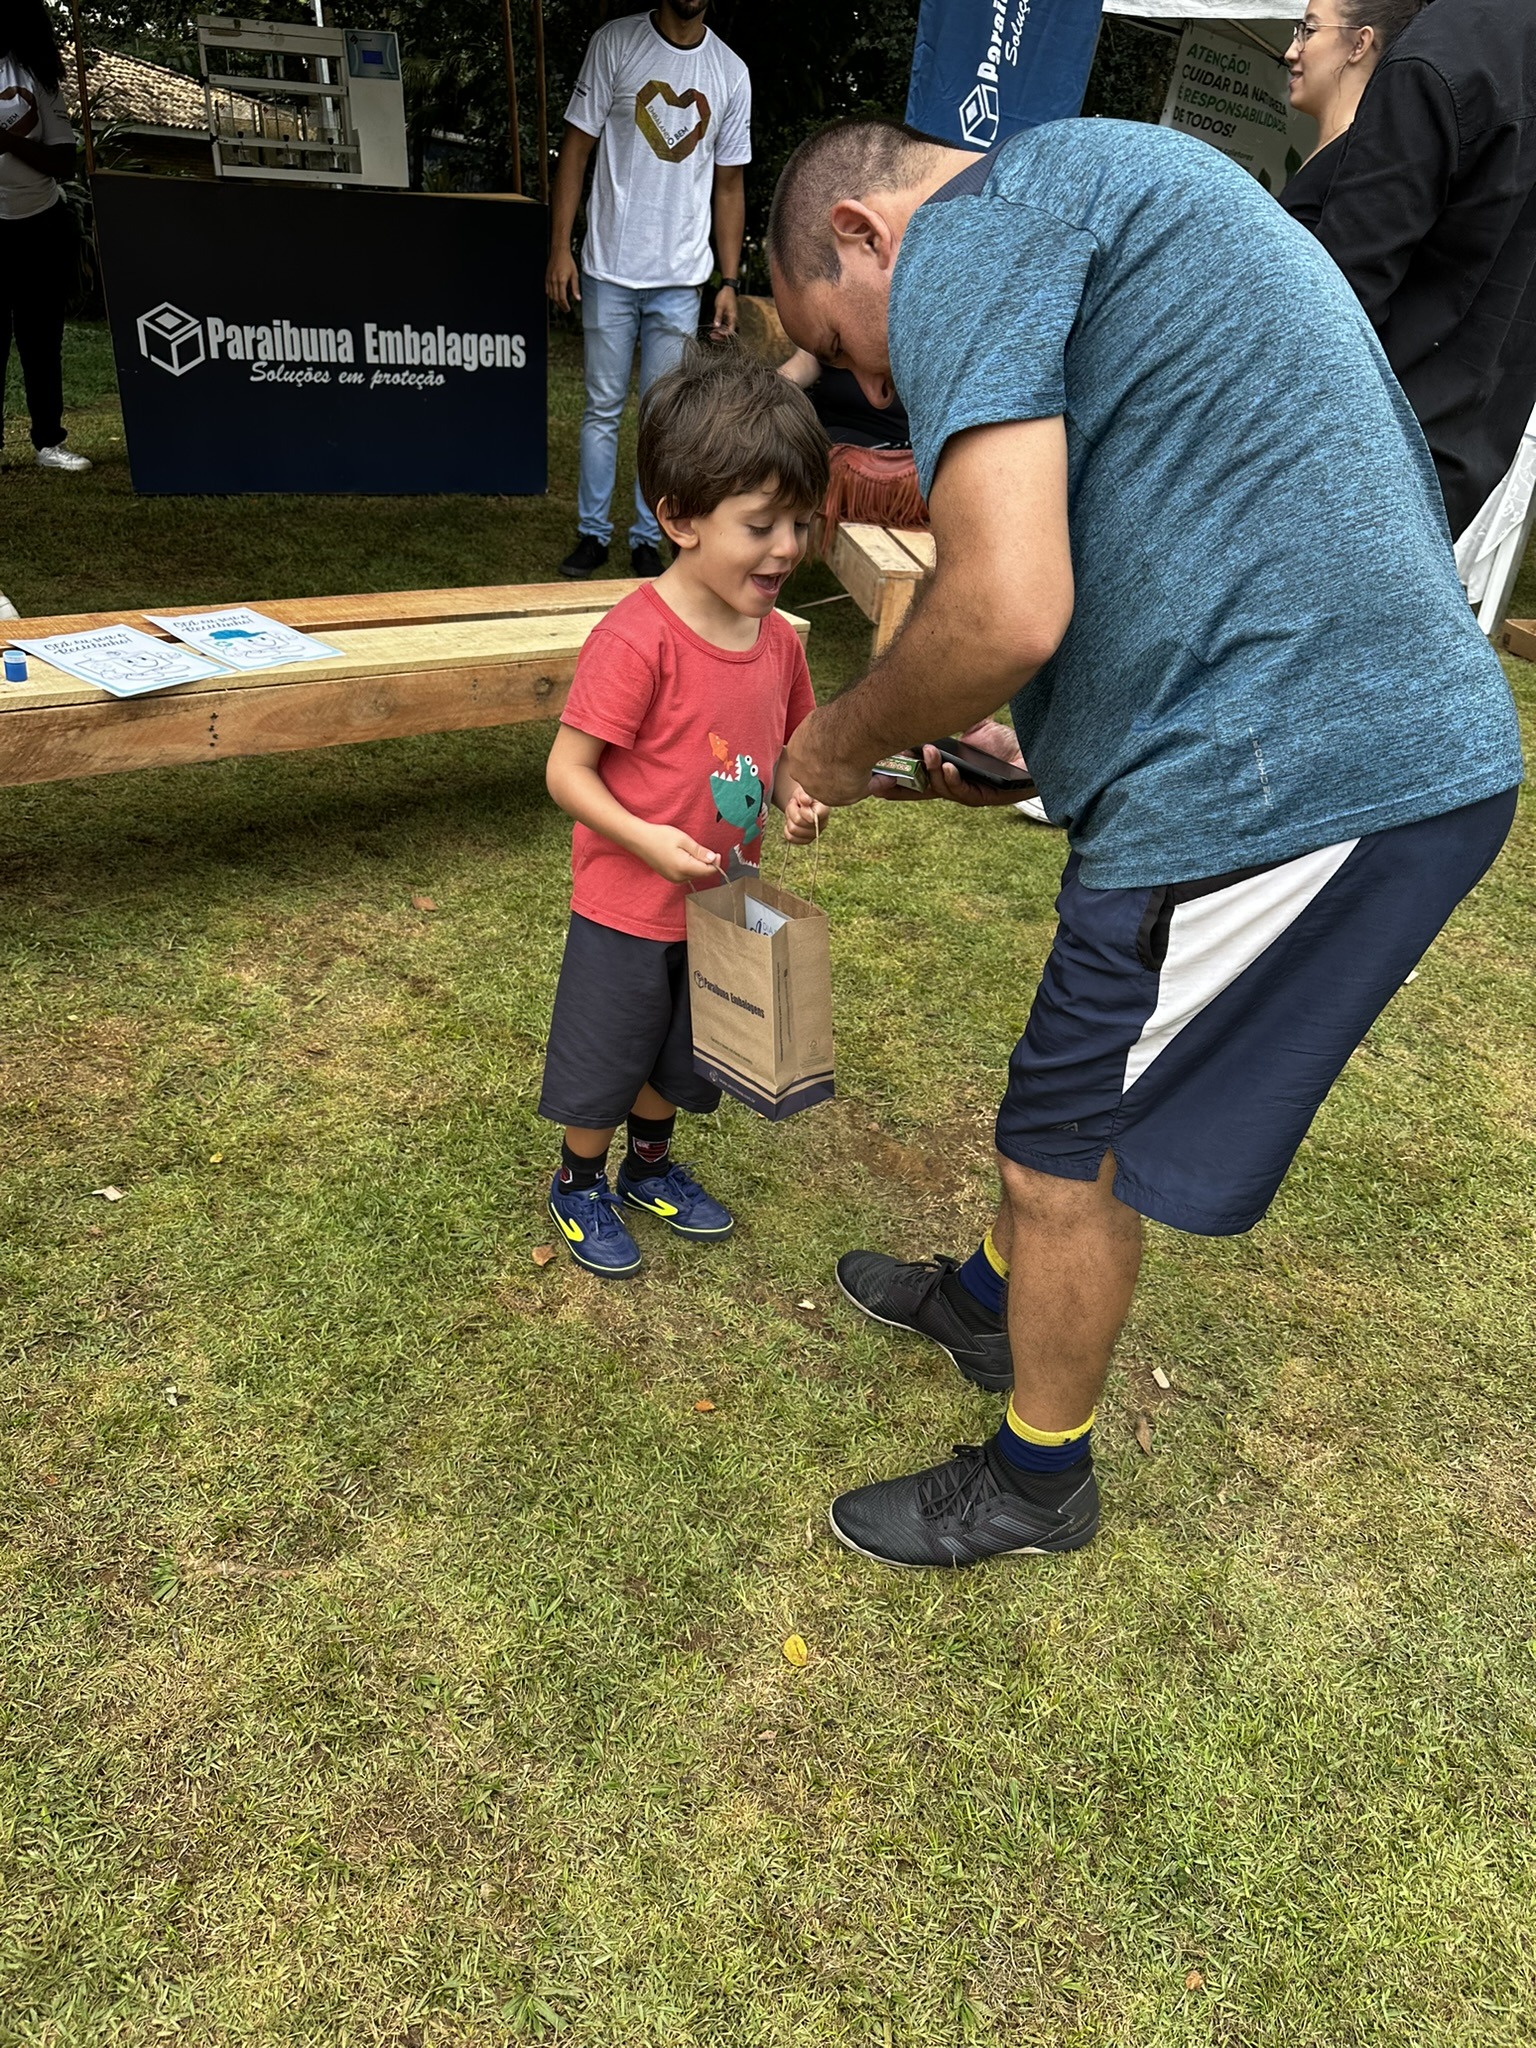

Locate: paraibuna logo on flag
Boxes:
[908,0,1100,155]
[958,0,1024,147]
[960,80,1001,147]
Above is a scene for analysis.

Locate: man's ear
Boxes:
[656,498,699,550]
[828,198,896,273]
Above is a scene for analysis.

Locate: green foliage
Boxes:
[1080,14,1180,126]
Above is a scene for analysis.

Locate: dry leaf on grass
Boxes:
[531,1245,557,1267]
[782,1633,809,1667]
[411,893,438,912]
[1184,1971,1205,1991]
[90,1187,124,1202]
[208,1152,224,1165]
[1135,1415,1154,1455]
[693,1398,716,1414]
[796,1298,817,1310]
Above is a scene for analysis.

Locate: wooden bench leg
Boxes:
[873,575,919,656]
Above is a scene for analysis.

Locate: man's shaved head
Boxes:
[768,119,943,287]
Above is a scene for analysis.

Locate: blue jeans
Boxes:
[577,275,700,550]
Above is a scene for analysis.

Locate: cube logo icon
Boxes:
[137,302,205,377]
[959,84,999,148]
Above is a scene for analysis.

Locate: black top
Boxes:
[1314,0,1536,537]
[808,365,911,449]
[1277,132,1346,232]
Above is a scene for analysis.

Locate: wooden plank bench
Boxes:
[824,522,934,656]
[0,583,811,788]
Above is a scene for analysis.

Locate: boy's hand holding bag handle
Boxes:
[686,839,834,1121]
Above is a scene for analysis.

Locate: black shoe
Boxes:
[630,542,664,578]
[560,533,610,580]
[835,1250,1012,1393]
[829,1443,1099,1569]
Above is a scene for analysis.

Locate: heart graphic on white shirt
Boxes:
[635,80,711,163]
[0,85,40,140]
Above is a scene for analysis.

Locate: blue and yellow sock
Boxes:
[994,1394,1094,1475]
[955,1228,1009,1318]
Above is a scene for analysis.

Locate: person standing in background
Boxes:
[1278,0,1422,231]
[0,0,90,474]
[546,0,750,582]
[1311,0,1536,538]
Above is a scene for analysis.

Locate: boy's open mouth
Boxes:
[750,572,787,597]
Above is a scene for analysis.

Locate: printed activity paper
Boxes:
[10,625,231,698]
[144,607,342,671]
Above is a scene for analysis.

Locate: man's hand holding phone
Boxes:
[873,720,1036,807]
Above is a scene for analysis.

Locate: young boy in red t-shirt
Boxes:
[540,346,831,1276]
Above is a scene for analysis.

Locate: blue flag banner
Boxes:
[906,0,1105,149]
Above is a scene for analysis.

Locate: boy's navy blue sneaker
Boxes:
[547,1171,642,1277]
[829,1443,1099,1570]
[617,1160,734,1240]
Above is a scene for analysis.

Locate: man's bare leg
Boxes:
[998,1150,1142,1432]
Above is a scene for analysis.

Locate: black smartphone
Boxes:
[926,737,1037,793]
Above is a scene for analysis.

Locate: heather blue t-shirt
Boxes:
[889,120,1523,887]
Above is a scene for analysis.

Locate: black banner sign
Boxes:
[93,173,547,496]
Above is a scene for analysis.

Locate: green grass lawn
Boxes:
[1,328,1534,2048]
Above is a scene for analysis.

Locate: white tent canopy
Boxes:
[1103,1,1293,15]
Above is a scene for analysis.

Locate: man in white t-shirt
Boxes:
[547,0,750,579]
[0,6,90,474]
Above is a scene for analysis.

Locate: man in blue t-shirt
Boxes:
[768,117,1523,1572]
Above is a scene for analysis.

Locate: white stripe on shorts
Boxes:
[1122,837,1360,1094]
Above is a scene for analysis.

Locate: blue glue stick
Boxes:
[3,649,27,683]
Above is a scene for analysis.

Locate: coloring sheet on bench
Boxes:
[144,607,342,672]
[11,624,231,697]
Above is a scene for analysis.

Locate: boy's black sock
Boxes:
[623,1112,676,1181]
[559,1139,607,1192]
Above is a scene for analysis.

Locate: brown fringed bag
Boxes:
[819,444,929,545]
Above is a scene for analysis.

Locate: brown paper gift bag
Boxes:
[686,874,834,1120]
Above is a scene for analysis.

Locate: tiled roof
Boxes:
[62,44,266,134]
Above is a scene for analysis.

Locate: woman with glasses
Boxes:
[1279,0,1423,229]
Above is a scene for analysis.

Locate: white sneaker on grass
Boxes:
[1014,794,1059,826]
[35,443,91,473]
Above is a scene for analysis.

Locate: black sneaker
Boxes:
[829,1443,1099,1569]
[560,533,610,579]
[630,541,664,578]
[835,1250,1012,1393]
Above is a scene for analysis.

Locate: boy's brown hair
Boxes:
[637,341,831,523]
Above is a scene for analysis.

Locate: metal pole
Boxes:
[501,0,523,194]
[65,0,95,176]
[531,0,548,204]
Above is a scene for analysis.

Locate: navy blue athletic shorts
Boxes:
[539,913,723,1129]
[995,789,1518,1235]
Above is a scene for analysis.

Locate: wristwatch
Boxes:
[718,277,739,291]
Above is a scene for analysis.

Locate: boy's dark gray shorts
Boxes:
[539,913,723,1128]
